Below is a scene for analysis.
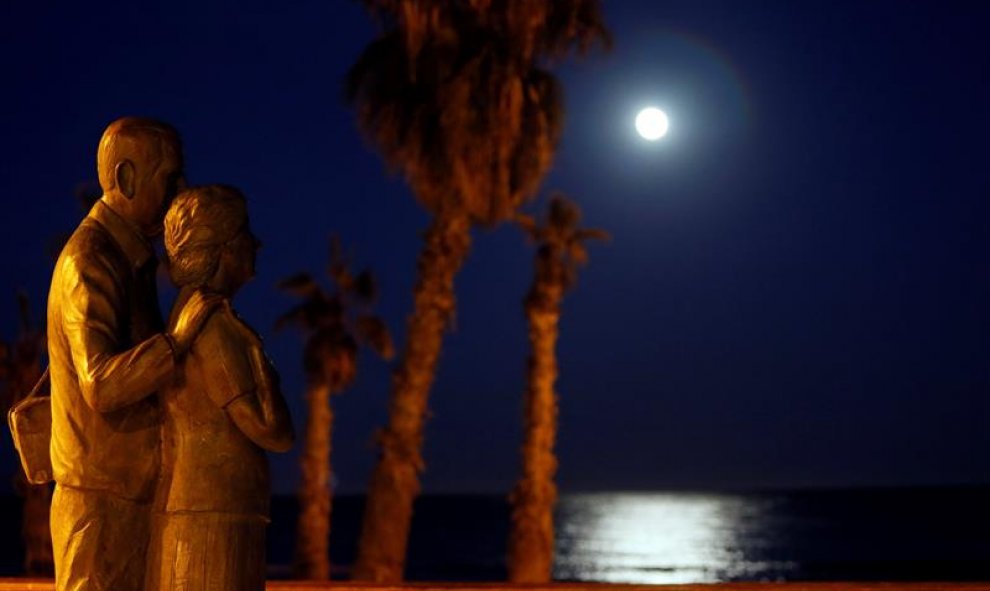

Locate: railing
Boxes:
[1,581,989,591]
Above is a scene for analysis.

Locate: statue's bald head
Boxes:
[97,117,184,236]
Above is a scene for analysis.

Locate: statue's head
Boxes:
[97,117,184,237]
[164,185,260,295]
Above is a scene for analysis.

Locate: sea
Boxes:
[2,487,989,582]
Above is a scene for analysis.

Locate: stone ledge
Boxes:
[2,581,990,591]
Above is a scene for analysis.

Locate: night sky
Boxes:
[2,1,989,495]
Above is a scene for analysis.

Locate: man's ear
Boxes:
[115,160,136,199]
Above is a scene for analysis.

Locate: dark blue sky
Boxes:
[2,1,989,494]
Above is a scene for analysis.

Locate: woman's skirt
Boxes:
[145,511,268,591]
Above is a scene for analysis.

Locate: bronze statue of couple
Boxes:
[45,117,294,591]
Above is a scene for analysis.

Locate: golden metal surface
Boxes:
[46,119,187,591]
[143,184,293,591]
[43,119,250,591]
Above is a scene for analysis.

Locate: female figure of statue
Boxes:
[146,185,294,591]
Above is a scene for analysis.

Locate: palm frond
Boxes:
[524,193,607,290]
[573,228,609,242]
[347,1,607,227]
[303,327,359,388]
[277,272,321,299]
[352,270,378,305]
[328,235,353,290]
[567,241,589,266]
[355,315,395,360]
[275,302,315,332]
[514,213,539,242]
[541,0,612,58]
[280,235,394,388]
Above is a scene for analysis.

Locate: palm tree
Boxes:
[346,2,609,581]
[277,237,394,580]
[507,195,606,582]
[0,292,53,576]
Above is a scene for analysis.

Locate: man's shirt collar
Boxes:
[89,199,155,270]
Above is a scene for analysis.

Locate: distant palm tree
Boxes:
[346,1,609,581]
[0,292,53,576]
[508,195,606,582]
[277,237,394,580]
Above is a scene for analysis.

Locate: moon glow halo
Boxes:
[635,107,669,141]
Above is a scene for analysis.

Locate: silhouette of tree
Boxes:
[277,237,393,580]
[346,1,609,581]
[0,292,53,576]
[508,194,606,582]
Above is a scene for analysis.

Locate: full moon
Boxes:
[635,107,669,141]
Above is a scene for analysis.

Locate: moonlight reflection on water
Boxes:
[553,493,796,583]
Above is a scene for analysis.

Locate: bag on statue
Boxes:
[7,368,53,484]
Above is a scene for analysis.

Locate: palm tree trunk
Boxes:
[507,262,564,582]
[353,210,472,582]
[295,381,334,579]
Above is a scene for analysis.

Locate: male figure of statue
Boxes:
[47,117,217,591]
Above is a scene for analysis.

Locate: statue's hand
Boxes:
[169,290,224,355]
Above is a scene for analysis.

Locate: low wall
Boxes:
[2,581,990,591]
